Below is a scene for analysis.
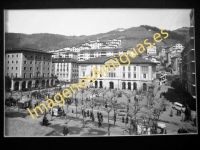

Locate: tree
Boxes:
[5,76,11,91]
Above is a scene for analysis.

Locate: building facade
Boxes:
[147,46,157,55]
[5,48,57,91]
[180,9,196,100]
[78,56,157,90]
[52,58,79,83]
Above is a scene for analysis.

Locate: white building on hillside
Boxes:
[147,46,157,55]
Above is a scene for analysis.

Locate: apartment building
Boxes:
[180,9,196,100]
[5,48,56,91]
[78,48,135,61]
[52,58,79,83]
[52,51,78,60]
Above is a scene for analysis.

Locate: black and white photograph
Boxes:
[4,9,197,137]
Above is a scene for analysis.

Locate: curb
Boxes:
[45,129,56,136]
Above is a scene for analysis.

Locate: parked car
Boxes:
[173,102,186,112]
[116,109,127,116]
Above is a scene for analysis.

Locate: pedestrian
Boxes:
[114,114,116,125]
[82,109,84,116]
[181,116,184,122]
[84,110,87,118]
[164,129,167,134]
[101,113,103,122]
[170,110,173,117]
[126,116,129,124]
[87,110,89,117]
[98,120,101,128]
[90,110,92,119]
[63,126,66,136]
[51,109,54,121]
[122,116,124,123]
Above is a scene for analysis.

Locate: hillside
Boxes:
[173,27,189,37]
[5,26,186,51]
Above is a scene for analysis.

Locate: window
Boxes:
[134,74,136,78]
[24,61,27,64]
[134,67,136,71]
[128,67,130,71]
[48,68,49,70]
[57,69,59,71]
[43,73,45,77]
[30,61,32,64]
[16,73,17,78]
[36,56,37,59]
[128,73,131,78]
[123,66,125,71]
[91,72,93,77]
[35,62,37,64]
[16,67,18,70]
[123,73,125,78]
[24,73,26,78]
[16,55,18,57]
[44,57,45,60]
[31,56,33,58]
[142,66,148,71]
[7,67,9,70]
[16,61,18,64]
[37,67,39,70]
[12,55,14,58]
[48,73,49,77]
[39,62,41,64]
[143,74,146,78]
[7,55,9,58]
[12,61,14,64]
[30,67,32,70]
[24,67,26,70]
[83,71,85,76]
[25,55,27,58]
[44,62,45,65]
[30,73,32,78]
[8,61,9,64]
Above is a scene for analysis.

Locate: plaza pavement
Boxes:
[5,85,197,136]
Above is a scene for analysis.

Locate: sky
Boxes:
[5,9,192,36]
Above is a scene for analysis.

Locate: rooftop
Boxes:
[5,48,53,55]
[52,58,78,63]
[78,55,157,65]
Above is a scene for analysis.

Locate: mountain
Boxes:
[5,26,186,51]
[173,27,189,37]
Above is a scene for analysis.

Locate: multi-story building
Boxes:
[180,9,196,101]
[52,58,79,83]
[171,55,181,76]
[52,51,78,60]
[172,43,185,52]
[78,48,135,61]
[147,46,157,55]
[5,48,57,91]
[78,56,157,90]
